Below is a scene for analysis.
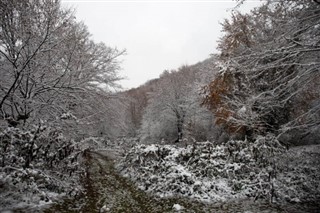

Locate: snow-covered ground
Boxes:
[0,130,138,212]
[1,130,319,212]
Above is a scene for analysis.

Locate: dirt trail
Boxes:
[45,151,284,213]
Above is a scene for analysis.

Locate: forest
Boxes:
[0,0,319,212]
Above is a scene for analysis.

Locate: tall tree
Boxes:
[141,65,215,143]
[203,0,320,143]
[0,0,125,133]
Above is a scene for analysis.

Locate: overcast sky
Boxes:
[61,0,262,89]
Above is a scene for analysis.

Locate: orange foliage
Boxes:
[203,71,246,135]
[202,72,233,110]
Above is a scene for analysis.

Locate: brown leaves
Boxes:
[202,71,247,134]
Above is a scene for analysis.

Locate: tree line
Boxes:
[123,0,320,146]
[1,0,319,208]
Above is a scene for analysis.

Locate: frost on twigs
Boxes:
[118,137,320,205]
[117,137,287,203]
[275,145,320,203]
[0,126,84,210]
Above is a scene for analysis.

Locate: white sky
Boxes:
[61,0,262,89]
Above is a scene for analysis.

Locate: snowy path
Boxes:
[76,151,170,212]
[44,150,285,213]
[44,150,210,212]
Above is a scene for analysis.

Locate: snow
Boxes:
[0,126,84,211]
[100,205,111,212]
[118,140,320,205]
[142,144,159,153]
[117,141,259,202]
[2,125,319,210]
[237,106,247,116]
[172,203,184,211]
[290,197,300,203]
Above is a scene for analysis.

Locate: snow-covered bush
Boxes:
[275,145,320,203]
[78,137,109,151]
[227,135,286,202]
[0,126,83,210]
[117,136,286,202]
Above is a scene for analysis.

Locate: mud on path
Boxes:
[45,151,285,213]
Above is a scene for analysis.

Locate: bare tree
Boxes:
[203,0,320,142]
[0,0,125,130]
[140,65,215,143]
